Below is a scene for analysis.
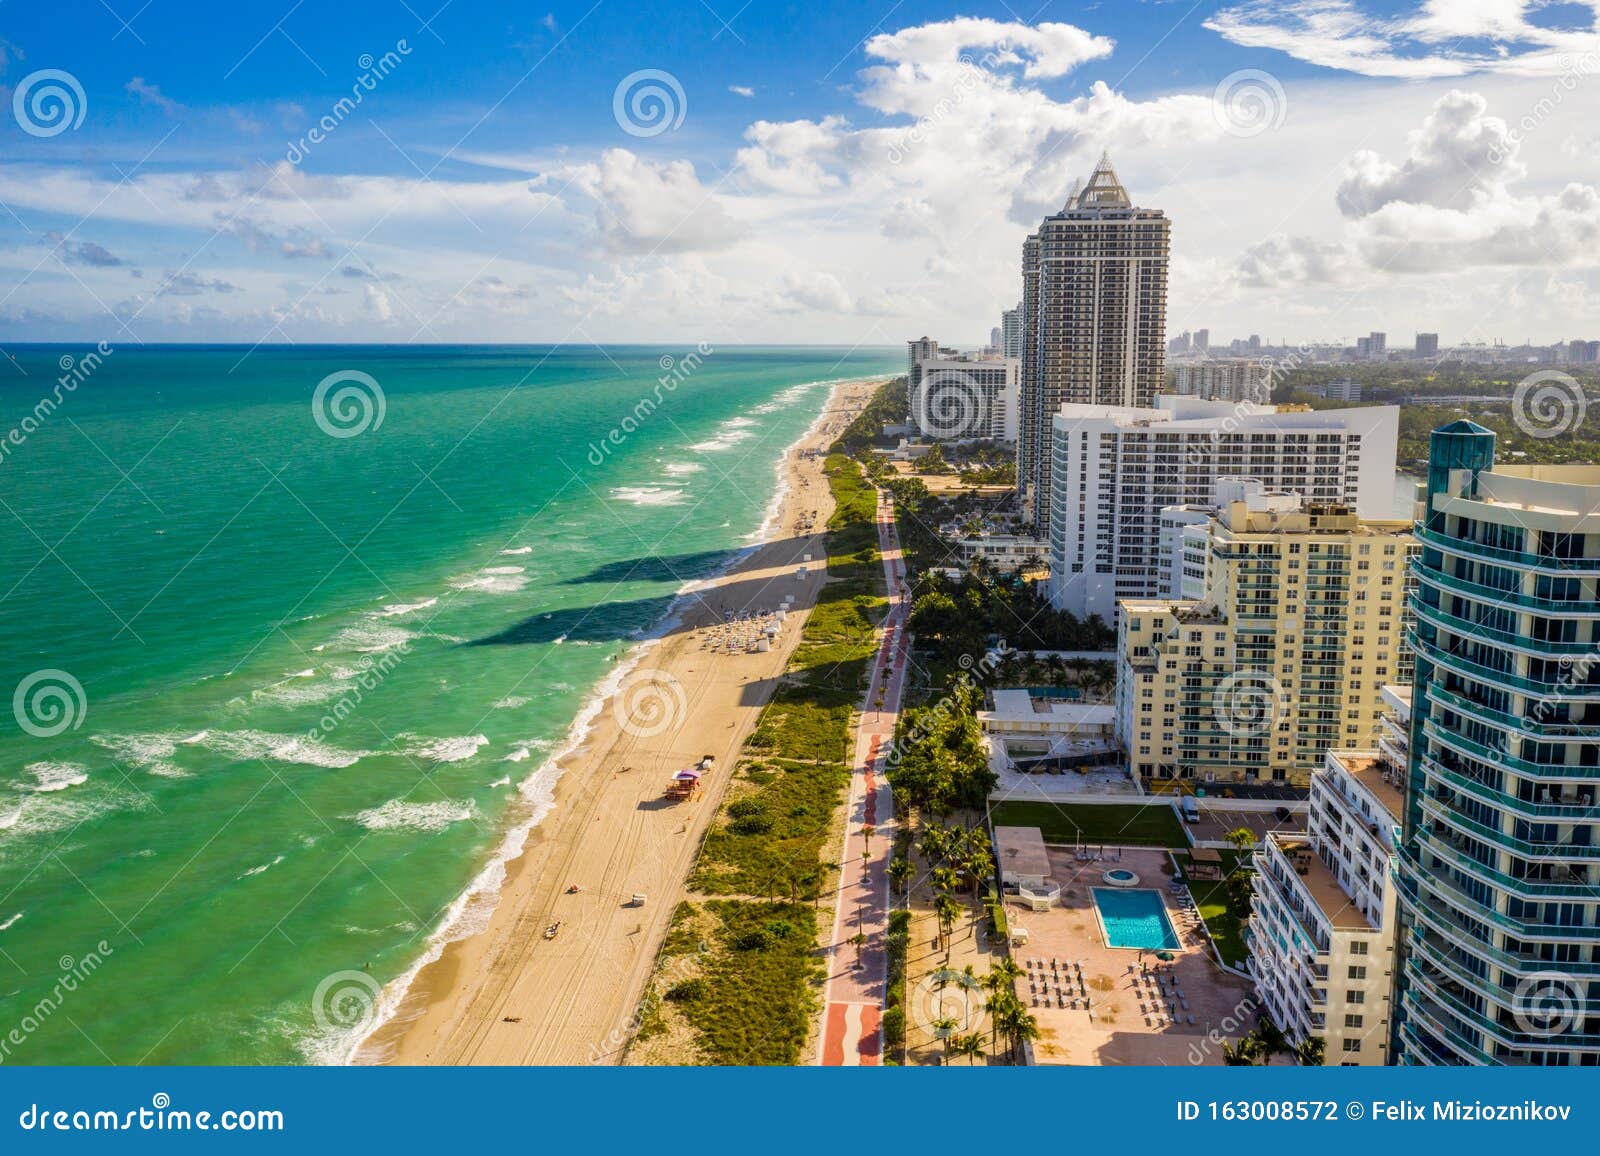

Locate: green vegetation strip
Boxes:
[988,800,1190,849]
[1179,849,1253,970]
[630,454,887,1064]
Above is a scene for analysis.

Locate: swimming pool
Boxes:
[1093,888,1181,951]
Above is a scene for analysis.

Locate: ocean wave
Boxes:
[499,546,533,556]
[252,677,357,709]
[91,732,186,778]
[447,566,530,595]
[0,912,20,931]
[661,462,703,476]
[492,696,531,710]
[327,623,418,654]
[240,854,285,879]
[403,735,489,764]
[25,762,89,793]
[609,486,686,507]
[349,798,476,833]
[198,730,370,769]
[688,429,756,453]
[372,597,438,618]
[487,775,512,788]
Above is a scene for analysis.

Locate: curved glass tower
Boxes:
[1396,421,1600,1065]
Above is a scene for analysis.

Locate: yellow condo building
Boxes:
[1116,492,1417,790]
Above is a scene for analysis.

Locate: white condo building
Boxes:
[1249,703,1407,1064]
[1046,397,1399,623]
[910,351,1020,442]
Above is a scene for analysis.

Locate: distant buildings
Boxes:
[1115,494,1415,788]
[1312,379,1363,402]
[1000,304,1023,359]
[1357,332,1387,359]
[907,342,1020,442]
[1173,359,1271,404]
[1395,421,1600,1067]
[1249,724,1406,1064]
[1415,332,1439,360]
[1194,328,1210,353]
[1019,154,1170,534]
[1045,397,1399,624]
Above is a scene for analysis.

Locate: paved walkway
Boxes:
[817,488,908,1065]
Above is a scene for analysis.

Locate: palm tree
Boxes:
[984,990,1022,1050]
[1295,1036,1326,1066]
[949,1032,987,1066]
[934,893,961,952]
[861,824,875,858]
[930,866,961,896]
[984,956,1023,995]
[930,1016,959,1062]
[888,856,914,903]
[1007,1008,1040,1064]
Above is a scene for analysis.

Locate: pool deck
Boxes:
[1007,846,1257,1065]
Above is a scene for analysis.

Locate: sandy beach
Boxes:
[369,379,882,1066]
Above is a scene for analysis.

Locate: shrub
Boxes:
[665,979,707,1004]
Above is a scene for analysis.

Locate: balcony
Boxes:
[1425,682,1600,740]
[1412,631,1600,698]
[1414,561,1600,618]
[1415,524,1600,574]
[1410,595,1598,657]
[1416,826,1600,900]
[1402,846,1600,940]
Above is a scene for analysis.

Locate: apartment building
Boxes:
[1396,421,1600,1067]
[1173,359,1270,404]
[1018,154,1169,533]
[1046,397,1399,624]
[1250,735,1405,1064]
[1116,497,1416,788]
[909,351,1020,442]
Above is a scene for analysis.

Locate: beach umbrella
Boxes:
[1155,950,1175,962]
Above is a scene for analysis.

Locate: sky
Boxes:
[4,0,1600,348]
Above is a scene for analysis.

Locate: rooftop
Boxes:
[1270,836,1375,932]
[994,825,1052,880]
[1327,751,1404,825]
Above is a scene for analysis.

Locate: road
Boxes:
[817,487,909,1065]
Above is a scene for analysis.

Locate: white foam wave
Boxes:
[198,730,370,769]
[487,776,512,788]
[0,912,20,931]
[328,623,418,654]
[349,798,476,833]
[92,733,186,778]
[373,597,438,618]
[492,696,531,710]
[447,567,530,594]
[499,546,533,556]
[404,735,489,764]
[26,762,88,793]
[240,854,285,879]
[609,486,686,507]
[662,462,703,476]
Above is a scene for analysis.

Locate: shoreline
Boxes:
[361,377,884,1065]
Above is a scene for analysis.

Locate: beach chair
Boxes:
[1187,1015,1196,1026]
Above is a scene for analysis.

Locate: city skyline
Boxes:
[6,4,1600,345]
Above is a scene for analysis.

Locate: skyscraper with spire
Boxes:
[1017,154,1170,533]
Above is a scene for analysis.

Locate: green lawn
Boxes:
[1179,849,1253,970]
[987,800,1190,848]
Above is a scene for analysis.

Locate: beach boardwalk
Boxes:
[818,489,909,1065]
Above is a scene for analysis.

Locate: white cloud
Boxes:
[542,149,744,254]
[1206,0,1600,79]
[729,85,755,98]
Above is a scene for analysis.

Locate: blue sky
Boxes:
[5,1,1600,346]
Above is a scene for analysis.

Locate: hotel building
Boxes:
[1018,154,1170,533]
[1250,731,1405,1064]
[908,350,1020,442]
[1173,359,1270,404]
[1116,495,1415,789]
[1395,421,1600,1067]
[1046,397,1399,624]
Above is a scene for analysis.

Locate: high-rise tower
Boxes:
[1017,154,1169,533]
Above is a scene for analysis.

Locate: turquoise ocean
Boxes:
[0,344,899,1065]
